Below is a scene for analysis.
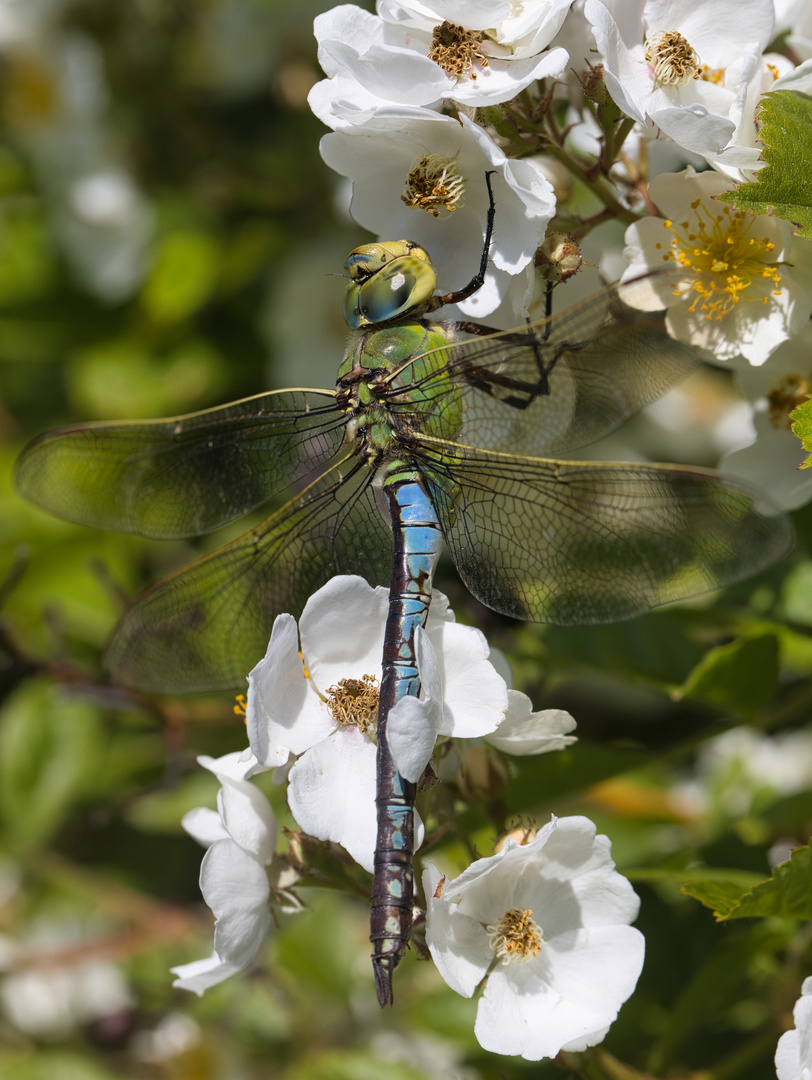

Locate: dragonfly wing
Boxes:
[416,439,792,625]
[105,458,393,692]
[15,389,345,538]
[405,277,702,459]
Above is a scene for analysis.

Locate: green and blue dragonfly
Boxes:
[15,183,792,1004]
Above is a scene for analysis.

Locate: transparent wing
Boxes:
[389,277,703,459]
[105,456,393,692]
[14,389,344,539]
[415,438,792,625]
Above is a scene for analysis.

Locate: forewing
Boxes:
[403,277,702,458]
[105,457,393,692]
[416,439,792,625]
[15,389,345,539]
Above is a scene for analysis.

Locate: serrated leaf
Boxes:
[678,634,779,713]
[680,872,765,914]
[717,843,812,921]
[717,90,812,237]
[791,398,812,469]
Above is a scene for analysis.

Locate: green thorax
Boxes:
[335,318,462,472]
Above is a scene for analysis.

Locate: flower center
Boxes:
[326,674,379,733]
[767,374,811,429]
[401,153,466,218]
[656,201,782,321]
[428,20,489,81]
[486,907,543,963]
[644,29,701,85]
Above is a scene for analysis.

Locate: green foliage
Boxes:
[717,843,812,921]
[678,634,780,714]
[717,90,812,236]
[792,397,812,469]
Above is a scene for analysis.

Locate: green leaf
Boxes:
[717,90,812,237]
[141,230,221,323]
[677,634,779,713]
[67,336,226,419]
[0,680,106,850]
[717,843,812,921]
[679,871,766,914]
[675,846,812,920]
[791,398,812,469]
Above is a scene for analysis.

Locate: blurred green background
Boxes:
[2,3,812,1079]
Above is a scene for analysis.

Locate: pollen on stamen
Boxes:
[326,674,379,733]
[402,153,466,219]
[233,693,247,721]
[428,20,489,81]
[660,202,783,321]
[486,907,543,963]
[644,29,701,85]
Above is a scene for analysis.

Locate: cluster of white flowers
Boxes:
[309,0,812,511]
[174,577,645,1060]
[172,0,812,1061]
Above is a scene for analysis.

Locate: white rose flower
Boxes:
[246,575,509,871]
[424,816,645,1060]
[312,2,571,114]
[776,976,812,1080]
[171,751,277,995]
[585,0,774,158]
[319,107,556,319]
[621,167,812,365]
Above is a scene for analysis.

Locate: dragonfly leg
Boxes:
[428,172,497,311]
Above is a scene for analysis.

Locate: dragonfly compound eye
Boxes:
[343,253,437,329]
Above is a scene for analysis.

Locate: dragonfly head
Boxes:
[343,240,437,330]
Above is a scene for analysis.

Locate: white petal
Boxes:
[423,862,493,996]
[246,614,332,764]
[197,749,263,783]
[217,779,277,864]
[298,575,389,687]
[427,620,508,737]
[171,952,244,996]
[486,693,577,755]
[388,695,438,783]
[287,727,379,872]
[388,627,443,781]
[181,807,227,848]
[199,840,272,968]
[585,0,649,124]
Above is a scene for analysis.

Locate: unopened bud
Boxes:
[581,61,624,125]
[536,233,582,283]
[494,822,538,852]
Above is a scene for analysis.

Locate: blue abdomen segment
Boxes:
[371,476,444,1006]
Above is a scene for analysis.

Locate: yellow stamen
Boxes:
[486,907,543,962]
[699,64,726,85]
[660,201,782,321]
[326,674,379,733]
[645,29,701,85]
[402,153,466,218]
[428,21,489,81]
[233,693,247,720]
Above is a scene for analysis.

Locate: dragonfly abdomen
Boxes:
[371,473,444,1007]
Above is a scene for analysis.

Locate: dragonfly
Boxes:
[15,176,793,1005]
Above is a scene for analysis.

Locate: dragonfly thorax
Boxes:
[336,320,462,469]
